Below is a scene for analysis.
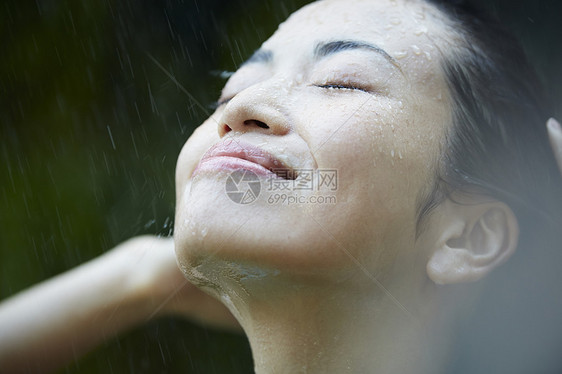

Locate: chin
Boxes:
[174,174,358,285]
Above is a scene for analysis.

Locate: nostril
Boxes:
[244,119,270,129]
[223,124,232,134]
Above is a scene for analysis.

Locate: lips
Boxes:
[193,139,296,180]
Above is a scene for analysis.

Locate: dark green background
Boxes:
[1,0,561,372]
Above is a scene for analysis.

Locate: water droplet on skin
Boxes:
[391,150,395,158]
[394,51,408,60]
[201,227,208,237]
[390,18,401,25]
[424,51,432,61]
[414,26,428,36]
[412,45,422,55]
[398,151,403,159]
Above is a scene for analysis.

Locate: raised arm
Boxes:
[0,236,238,373]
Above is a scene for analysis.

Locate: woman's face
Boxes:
[175,0,453,282]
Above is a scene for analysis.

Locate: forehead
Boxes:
[272,0,445,44]
[261,0,451,90]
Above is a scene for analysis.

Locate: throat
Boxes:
[234,287,447,374]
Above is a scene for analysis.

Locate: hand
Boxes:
[123,236,241,331]
[547,118,562,175]
[0,235,240,373]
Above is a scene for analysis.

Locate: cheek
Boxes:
[295,96,439,237]
[295,96,418,188]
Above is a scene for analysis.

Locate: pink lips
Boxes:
[192,140,295,179]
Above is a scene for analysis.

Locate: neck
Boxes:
[227,277,453,374]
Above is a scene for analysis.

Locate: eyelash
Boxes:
[212,83,368,109]
[315,84,368,92]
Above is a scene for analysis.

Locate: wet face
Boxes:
[175,0,453,284]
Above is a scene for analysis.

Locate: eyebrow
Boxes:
[315,40,401,71]
[241,40,401,72]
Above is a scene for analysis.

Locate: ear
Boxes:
[426,197,519,285]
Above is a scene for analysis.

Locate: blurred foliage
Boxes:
[0,0,560,373]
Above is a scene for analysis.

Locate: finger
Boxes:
[547,118,562,175]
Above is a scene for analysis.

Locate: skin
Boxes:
[0,237,239,373]
[175,0,451,284]
[174,0,466,373]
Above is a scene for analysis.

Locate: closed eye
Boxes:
[217,97,233,106]
[214,83,370,109]
[315,84,369,92]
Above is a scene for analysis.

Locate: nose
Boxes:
[217,85,291,138]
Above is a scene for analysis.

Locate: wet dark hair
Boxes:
[417,0,562,230]
[416,1,562,372]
